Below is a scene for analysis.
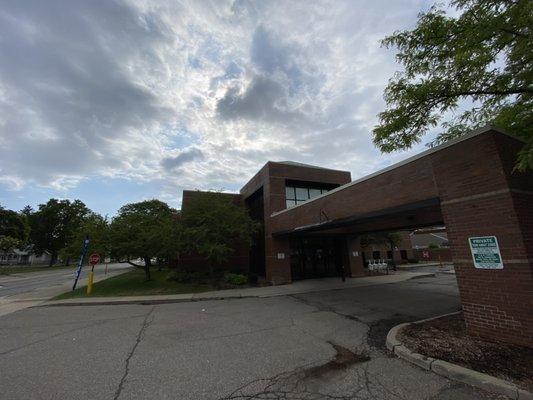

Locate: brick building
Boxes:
[180,127,532,347]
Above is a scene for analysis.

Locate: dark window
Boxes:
[285,184,333,209]
[372,251,380,259]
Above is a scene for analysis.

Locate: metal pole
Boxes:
[87,264,95,294]
[73,236,90,291]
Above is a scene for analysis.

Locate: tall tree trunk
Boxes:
[143,256,152,281]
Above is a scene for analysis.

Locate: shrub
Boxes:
[223,272,248,285]
[247,272,258,285]
[428,243,440,249]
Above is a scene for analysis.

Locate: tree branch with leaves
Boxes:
[374,0,532,170]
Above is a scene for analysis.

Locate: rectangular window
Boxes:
[285,183,335,209]
[295,187,309,201]
[286,199,297,208]
[285,186,295,199]
[308,188,321,199]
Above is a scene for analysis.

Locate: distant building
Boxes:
[0,246,52,266]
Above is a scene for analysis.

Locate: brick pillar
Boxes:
[433,131,533,348]
[347,236,365,277]
[265,236,291,285]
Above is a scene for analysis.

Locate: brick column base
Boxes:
[347,236,366,277]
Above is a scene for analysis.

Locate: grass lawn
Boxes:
[0,264,75,275]
[54,268,211,299]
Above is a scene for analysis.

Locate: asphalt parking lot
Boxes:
[0,274,508,400]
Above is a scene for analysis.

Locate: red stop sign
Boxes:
[89,253,100,265]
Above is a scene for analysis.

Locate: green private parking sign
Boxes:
[468,236,504,269]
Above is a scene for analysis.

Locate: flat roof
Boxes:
[271,126,522,218]
[275,161,342,171]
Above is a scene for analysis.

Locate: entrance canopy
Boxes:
[272,197,442,237]
[266,127,533,348]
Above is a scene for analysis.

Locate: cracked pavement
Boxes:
[0,274,509,399]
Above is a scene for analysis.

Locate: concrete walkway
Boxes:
[42,270,434,307]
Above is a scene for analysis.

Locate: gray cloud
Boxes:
[0,0,173,186]
[251,25,294,74]
[162,148,204,171]
[0,0,428,212]
[216,75,303,123]
[216,24,318,125]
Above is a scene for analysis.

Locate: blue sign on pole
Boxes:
[72,235,90,291]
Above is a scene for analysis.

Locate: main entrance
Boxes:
[290,236,347,280]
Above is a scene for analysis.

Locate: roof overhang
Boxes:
[272,197,441,237]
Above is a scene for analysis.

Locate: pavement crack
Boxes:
[290,295,363,323]
[219,342,371,400]
[113,305,155,400]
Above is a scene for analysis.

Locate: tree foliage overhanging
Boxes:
[373,0,532,170]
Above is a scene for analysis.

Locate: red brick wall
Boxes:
[266,129,532,347]
[241,162,352,284]
[432,132,533,347]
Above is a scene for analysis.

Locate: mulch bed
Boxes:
[398,312,533,391]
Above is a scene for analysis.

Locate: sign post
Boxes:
[468,236,504,269]
[73,236,90,291]
[87,253,100,294]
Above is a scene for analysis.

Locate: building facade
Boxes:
[180,127,533,348]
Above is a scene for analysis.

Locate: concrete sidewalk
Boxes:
[396,262,453,270]
[41,270,434,307]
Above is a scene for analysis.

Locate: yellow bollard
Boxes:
[87,270,94,294]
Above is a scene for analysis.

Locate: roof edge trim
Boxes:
[271,126,523,218]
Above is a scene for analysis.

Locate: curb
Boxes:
[38,272,436,308]
[41,295,255,307]
[407,273,436,279]
[386,313,533,400]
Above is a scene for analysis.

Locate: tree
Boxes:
[0,236,21,254]
[60,213,110,264]
[0,205,27,242]
[361,232,403,270]
[28,199,91,266]
[374,0,532,170]
[181,192,259,280]
[109,200,178,281]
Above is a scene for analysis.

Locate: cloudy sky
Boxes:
[0,0,437,215]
